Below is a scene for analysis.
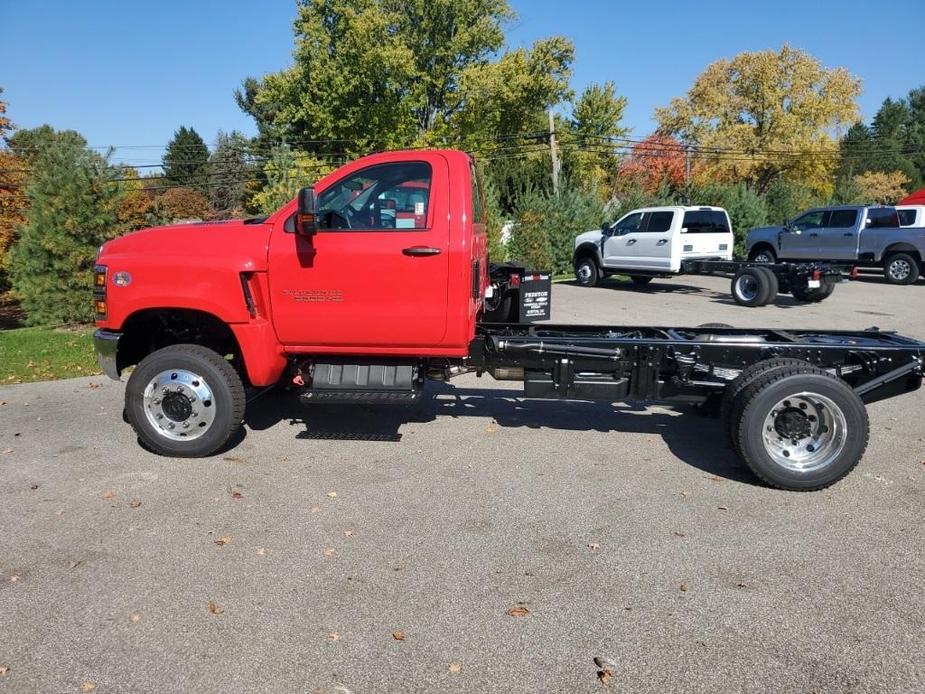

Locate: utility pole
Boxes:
[684,144,691,184]
[548,109,560,197]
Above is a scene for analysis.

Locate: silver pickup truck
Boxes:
[746,205,925,284]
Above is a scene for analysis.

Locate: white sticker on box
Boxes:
[415,202,425,216]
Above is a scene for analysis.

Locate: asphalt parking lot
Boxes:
[1,274,924,693]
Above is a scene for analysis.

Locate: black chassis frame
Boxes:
[467,323,925,406]
[612,258,854,293]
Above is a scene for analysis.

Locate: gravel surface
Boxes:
[1,274,924,693]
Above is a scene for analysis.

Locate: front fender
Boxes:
[573,241,603,266]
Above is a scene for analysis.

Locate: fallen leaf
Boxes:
[256,547,266,556]
[231,491,243,500]
[506,604,530,617]
[9,574,20,583]
[323,548,336,557]
[597,668,614,685]
[68,561,80,569]
[327,632,340,641]
[587,543,600,552]
[207,601,223,615]
[448,662,462,673]
[717,506,728,511]
[680,491,688,497]
[89,383,100,389]
[2,448,12,455]
[679,582,688,592]
[81,682,96,692]
[392,630,406,641]
[672,531,686,537]
[30,484,39,490]
[310,506,322,513]
[0,400,7,406]
[130,613,142,623]
[327,491,337,498]
[214,536,230,546]
[344,530,353,537]
[485,422,497,433]
[102,490,116,500]
[0,665,8,676]
[129,500,142,509]
[736,582,748,589]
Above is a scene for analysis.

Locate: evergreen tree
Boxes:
[10,136,122,325]
[162,126,209,191]
[209,131,253,217]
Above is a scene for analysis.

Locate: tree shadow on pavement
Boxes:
[245,382,758,486]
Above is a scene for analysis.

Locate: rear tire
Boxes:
[731,267,772,307]
[730,365,869,491]
[575,257,599,287]
[125,344,245,457]
[883,253,920,285]
[629,275,653,286]
[792,281,835,303]
[755,267,779,305]
[748,247,777,264]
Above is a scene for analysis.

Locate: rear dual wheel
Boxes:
[791,281,835,303]
[724,360,869,491]
[731,267,778,307]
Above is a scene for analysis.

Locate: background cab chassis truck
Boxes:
[94,150,925,491]
[574,206,852,306]
[746,205,925,285]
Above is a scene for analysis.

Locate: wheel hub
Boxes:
[760,392,847,472]
[889,260,910,280]
[143,369,216,441]
[735,275,759,300]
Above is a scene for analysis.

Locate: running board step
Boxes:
[300,390,421,405]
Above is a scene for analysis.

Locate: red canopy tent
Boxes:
[898,188,925,205]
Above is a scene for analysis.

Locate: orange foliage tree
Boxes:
[616,135,689,193]
[0,90,29,287]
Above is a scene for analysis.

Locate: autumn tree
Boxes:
[147,187,213,225]
[236,0,573,155]
[617,135,688,194]
[10,137,123,324]
[253,144,334,214]
[655,45,861,196]
[0,88,28,290]
[853,170,910,204]
[162,126,209,190]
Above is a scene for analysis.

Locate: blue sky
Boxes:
[2,0,923,163]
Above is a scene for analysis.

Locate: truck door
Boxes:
[630,210,674,270]
[779,209,828,259]
[816,208,859,260]
[267,157,450,347]
[603,211,645,268]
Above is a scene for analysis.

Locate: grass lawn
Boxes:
[0,325,100,384]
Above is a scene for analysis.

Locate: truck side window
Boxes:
[865,208,900,229]
[682,210,730,234]
[645,211,673,233]
[828,210,858,228]
[791,210,825,231]
[614,212,643,234]
[315,162,432,231]
[897,209,915,226]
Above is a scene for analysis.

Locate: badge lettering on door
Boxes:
[282,288,344,303]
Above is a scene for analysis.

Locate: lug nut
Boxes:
[167,423,175,430]
[153,399,161,405]
[156,413,163,419]
[182,422,190,429]
[162,387,169,394]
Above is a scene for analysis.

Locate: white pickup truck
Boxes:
[573,205,854,306]
[573,206,734,286]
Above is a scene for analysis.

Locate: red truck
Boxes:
[94,149,925,491]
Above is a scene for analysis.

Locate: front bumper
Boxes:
[93,329,122,380]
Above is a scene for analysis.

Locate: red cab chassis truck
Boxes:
[93,149,925,491]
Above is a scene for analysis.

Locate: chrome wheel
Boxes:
[888,258,911,282]
[753,252,773,264]
[577,263,592,282]
[143,369,216,441]
[734,274,759,302]
[760,392,847,473]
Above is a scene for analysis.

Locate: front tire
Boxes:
[575,257,599,287]
[883,253,920,285]
[125,344,245,457]
[748,246,777,264]
[730,364,869,491]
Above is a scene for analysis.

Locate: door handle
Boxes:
[656,239,668,246]
[626,239,637,245]
[402,246,441,257]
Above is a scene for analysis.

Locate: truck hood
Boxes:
[747,225,784,237]
[100,219,272,272]
[575,229,604,248]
